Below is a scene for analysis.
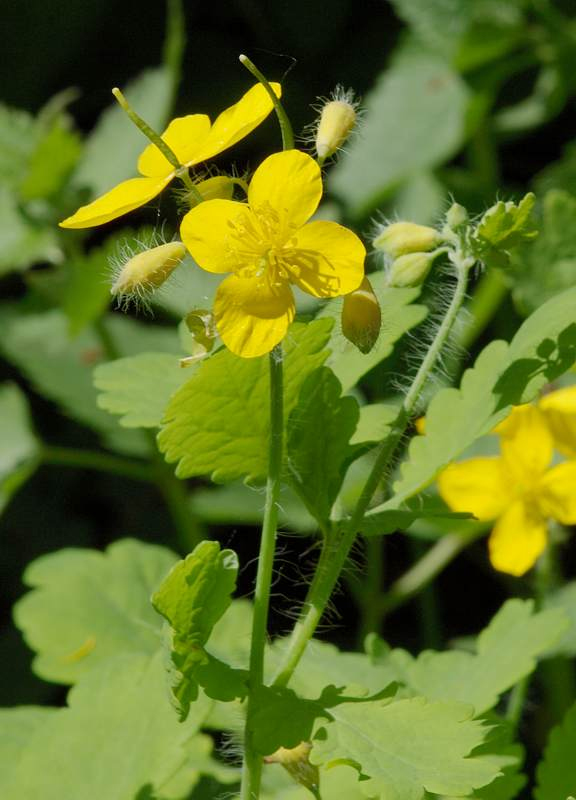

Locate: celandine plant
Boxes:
[4,38,576,800]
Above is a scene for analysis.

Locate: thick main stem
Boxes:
[240,347,284,800]
[273,260,471,688]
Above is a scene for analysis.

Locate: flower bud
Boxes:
[111,241,186,297]
[315,93,357,160]
[373,222,442,259]
[181,175,235,209]
[387,252,436,288]
[445,202,468,231]
[265,742,319,795]
[341,276,381,353]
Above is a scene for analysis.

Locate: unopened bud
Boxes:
[374,222,442,259]
[187,176,234,207]
[341,276,381,353]
[445,203,468,231]
[111,241,186,297]
[388,252,436,288]
[315,91,357,160]
[265,742,319,795]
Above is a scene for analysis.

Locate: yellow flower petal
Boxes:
[287,220,365,298]
[180,199,251,274]
[137,114,211,177]
[214,274,295,358]
[539,386,576,458]
[437,457,511,521]
[488,500,547,576]
[248,150,322,229]
[499,404,553,485]
[191,83,282,165]
[538,461,576,524]
[59,175,172,229]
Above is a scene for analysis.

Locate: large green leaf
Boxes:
[535,701,576,800]
[95,352,192,428]
[287,367,359,522]
[0,652,216,800]
[0,383,40,514]
[382,599,567,715]
[152,541,242,719]
[311,694,505,800]
[19,117,82,200]
[73,68,174,196]
[0,707,57,795]
[388,286,576,504]
[13,538,177,684]
[330,46,470,217]
[158,319,333,483]
[544,581,576,657]
[319,274,427,393]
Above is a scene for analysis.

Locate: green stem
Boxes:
[506,676,529,734]
[273,258,472,687]
[41,446,153,482]
[240,346,284,800]
[239,54,294,150]
[355,536,385,645]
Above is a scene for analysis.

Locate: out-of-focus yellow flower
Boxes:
[180,149,365,358]
[539,386,576,458]
[59,83,280,229]
[438,403,576,576]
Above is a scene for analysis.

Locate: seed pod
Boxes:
[373,222,442,259]
[341,276,381,353]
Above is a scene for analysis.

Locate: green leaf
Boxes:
[0,105,38,189]
[535,701,576,800]
[189,482,317,532]
[0,383,40,514]
[0,187,60,275]
[544,581,576,657]
[330,46,470,218]
[0,653,215,800]
[320,274,427,393]
[95,352,192,428]
[261,762,366,800]
[389,286,576,504]
[352,504,473,537]
[13,538,178,684]
[383,599,567,715]
[73,68,174,196]
[19,117,82,200]
[287,367,359,522]
[152,540,242,719]
[351,403,399,445]
[510,191,576,315]
[311,695,503,800]
[159,319,333,483]
[0,707,57,794]
[472,193,538,268]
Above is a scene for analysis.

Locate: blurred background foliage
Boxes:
[2,0,576,752]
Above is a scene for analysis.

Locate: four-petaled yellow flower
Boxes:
[59,83,280,229]
[180,149,365,358]
[438,402,576,576]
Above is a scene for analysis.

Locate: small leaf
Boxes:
[352,504,473,537]
[472,193,538,268]
[152,540,242,719]
[0,383,40,515]
[287,367,359,522]
[535,701,576,800]
[159,319,333,484]
[351,403,399,445]
[14,538,178,684]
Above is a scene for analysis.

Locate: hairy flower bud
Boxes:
[373,222,442,259]
[388,252,436,288]
[111,241,186,297]
[341,276,381,353]
[445,202,468,232]
[315,90,357,160]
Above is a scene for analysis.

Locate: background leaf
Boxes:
[0,383,40,515]
[535,701,576,800]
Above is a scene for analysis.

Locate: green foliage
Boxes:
[352,504,472,537]
[286,367,359,522]
[0,383,40,514]
[158,319,332,483]
[0,187,60,275]
[14,539,177,684]
[320,275,427,393]
[19,118,82,201]
[311,694,504,800]
[330,45,470,217]
[151,541,242,719]
[0,653,218,800]
[535,701,576,800]
[389,286,576,504]
[0,707,57,795]
[351,402,398,445]
[545,581,576,657]
[380,599,567,715]
[471,193,538,269]
[95,352,192,428]
[510,190,576,314]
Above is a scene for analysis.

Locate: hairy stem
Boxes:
[240,346,284,800]
[273,258,472,688]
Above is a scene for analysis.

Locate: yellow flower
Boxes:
[180,149,365,358]
[539,385,576,458]
[59,83,280,229]
[438,404,576,576]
